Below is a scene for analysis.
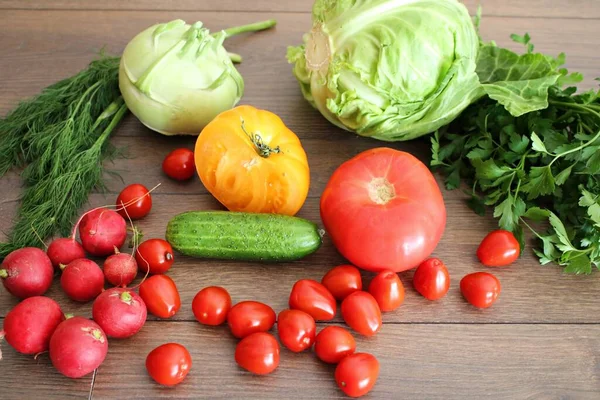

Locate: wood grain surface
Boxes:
[1,1,599,399]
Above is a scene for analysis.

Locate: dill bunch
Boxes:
[0,55,127,259]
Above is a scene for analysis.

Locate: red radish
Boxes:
[46,238,86,270]
[92,288,147,339]
[0,296,64,359]
[0,247,53,299]
[78,208,127,256]
[103,248,138,287]
[60,259,104,302]
[49,316,108,378]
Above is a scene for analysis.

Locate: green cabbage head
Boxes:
[287,0,483,141]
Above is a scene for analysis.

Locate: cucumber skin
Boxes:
[166,211,322,262]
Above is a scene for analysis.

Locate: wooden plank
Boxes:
[0,329,94,400]
[3,189,600,324]
[1,10,599,117]
[87,321,600,399]
[1,0,599,19]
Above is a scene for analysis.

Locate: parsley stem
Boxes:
[519,217,544,241]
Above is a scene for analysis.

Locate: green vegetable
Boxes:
[120,19,276,136]
[0,55,126,259]
[432,36,600,274]
[166,211,323,262]
[287,1,563,141]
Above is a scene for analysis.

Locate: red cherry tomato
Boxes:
[277,309,316,353]
[314,326,356,364]
[116,183,152,220]
[320,148,446,272]
[368,270,404,312]
[460,272,501,309]
[146,343,191,386]
[341,291,382,337]
[162,148,195,181]
[235,332,280,375]
[335,353,380,398]
[289,279,336,321]
[321,264,362,301]
[477,230,520,267]
[139,275,181,318]
[227,301,276,339]
[192,286,231,326]
[135,239,174,274]
[413,258,450,300]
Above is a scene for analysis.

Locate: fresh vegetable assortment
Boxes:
[0,0,599,397]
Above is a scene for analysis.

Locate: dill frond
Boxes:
[0,55,126,259]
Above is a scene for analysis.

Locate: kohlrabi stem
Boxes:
[219,19,277,39]
[228,52,243,63]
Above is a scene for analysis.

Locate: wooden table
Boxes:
[1,1,600,399]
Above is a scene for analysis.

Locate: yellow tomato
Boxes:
[195,106,310,215]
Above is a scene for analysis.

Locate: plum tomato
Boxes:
[368,270,404,312]
[341,291,382,337]
[116,183,152,220]
[335,353,380,398]
[289,279,336,321]
[235,332,280,375]
[227,301,276,339]
[277,309,316,352]
[135,239,174,274]
[413,258,450,300]
[162,148,195,181]
[460,272,501,309]
[192,286,231,326]
[321,265,362,301]
[477,230,520,267]
[314,326,356,364]
[146,343,191,386]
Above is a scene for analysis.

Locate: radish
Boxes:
[103,248,138,287]
[49,316,108,378]
[60,259,104,302]
[92,288,147,339]
[47,238,86,269]
[78,208,127,256]
[0,296,64,359]
[0,247,53,299]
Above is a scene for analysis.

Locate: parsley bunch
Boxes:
[432,36,600,274]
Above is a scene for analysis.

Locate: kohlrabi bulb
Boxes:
[120,20,244,136]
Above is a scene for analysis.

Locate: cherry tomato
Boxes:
[139,275,181,318]
[368,270,404,312]
[162,148,195,181]
[192,286,231,326]
[341,291,382,337]
[314,326,356,364]
[227,301,276,339]
[289,279,336,321]
[413,258,450,300]
[321,265,362,301]
[116,183,152,220]
[235,332,280,375]
[135,239,174,274]
[277,309,316,353]
[477,229,520,267]
[335,353,380,398]
[460,272,501,309]
[146,343,191,386]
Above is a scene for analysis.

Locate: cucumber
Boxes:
[166,211,323,262]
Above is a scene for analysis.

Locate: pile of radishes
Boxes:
[0,183,181,379]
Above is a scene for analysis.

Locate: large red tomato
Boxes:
[320,148,446,272]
